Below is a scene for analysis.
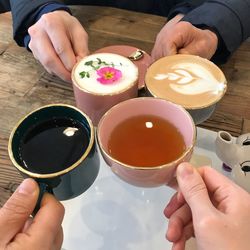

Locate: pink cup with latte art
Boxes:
[72,53,139,126]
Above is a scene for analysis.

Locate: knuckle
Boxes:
[40,12,58,29]
[197,39,208,49]
[54,44,66,56]
[27,25,37,37]
[177,21,192,32]
[41,56,54,69]
[186,182,206,200]
[197,215,217,230]
[55,201,65,217]
[83,30,89,40]
[2,195,31,217]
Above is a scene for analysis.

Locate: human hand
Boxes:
[28,10,89,82]
[151,14,218,62]
[165,163,250,250]
[0,178,65,250]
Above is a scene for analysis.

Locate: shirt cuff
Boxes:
[24,3,71,49]
[168,3,196,20]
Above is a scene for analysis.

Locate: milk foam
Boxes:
[145,55,227,109]
[154,63,226,95]
[73,53,138,94]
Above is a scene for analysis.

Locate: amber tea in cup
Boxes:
[97,97,196,187]
[108,114,186,167]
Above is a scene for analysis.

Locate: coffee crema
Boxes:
[145,55,227,109]
[72,53,138,95]
[107,114,186,167]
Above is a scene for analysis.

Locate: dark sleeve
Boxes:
[0,0,10,13]
[168,1,206,19]
[9,0,65,46]
[181,0,250,63]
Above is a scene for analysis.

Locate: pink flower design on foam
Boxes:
[96,67,122,84]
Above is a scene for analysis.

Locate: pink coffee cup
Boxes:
[97,97,196,187]
[72,53,139,126]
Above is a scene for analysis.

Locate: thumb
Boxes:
[0,178,39,244]
[176,163,214,219]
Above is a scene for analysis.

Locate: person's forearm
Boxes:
[10,0,65,46]
[182,0,250,62]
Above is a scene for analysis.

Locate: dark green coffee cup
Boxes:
[8,104,100,201]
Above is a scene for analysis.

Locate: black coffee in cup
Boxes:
[9,104,100,201]
[18,117,90,174]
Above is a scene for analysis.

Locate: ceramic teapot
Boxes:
[215,131,250,192]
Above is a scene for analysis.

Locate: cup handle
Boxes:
[32,182,53,216]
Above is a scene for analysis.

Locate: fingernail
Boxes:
[17,179,37,195]
[178,163,193,179]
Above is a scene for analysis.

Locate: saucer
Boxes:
[62,128,223,250]
[93,45,151,90]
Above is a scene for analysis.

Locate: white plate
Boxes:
[62,127,224,250]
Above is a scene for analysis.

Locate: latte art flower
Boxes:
[97,67,122,84]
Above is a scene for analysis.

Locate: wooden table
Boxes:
[1,6,250,206]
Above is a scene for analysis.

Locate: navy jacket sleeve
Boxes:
[9,0,64,46]
[181,0,250,63]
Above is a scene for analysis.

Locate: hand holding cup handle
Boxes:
[8,104,100,215]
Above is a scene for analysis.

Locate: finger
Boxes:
[178,29,217,59]
[164,191,185,218]
[178,45,208,59]
[25,193,65,248]
[29,28,71,82]
[54,226,64,250]
[164,22,195,56]
[167,203,192,242]
[46,24,77,71]
[0,179,39,244]
[167,176,179,190]
[21,217,33,232]
[176,163,215,219]
[151,43,164,62]
[151,37,177,62]
[70,21,89,58]
[172,235,186,250]
[171,223,194,250]
[197,166,246,213]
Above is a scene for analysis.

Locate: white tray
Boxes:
[61,127,224,250]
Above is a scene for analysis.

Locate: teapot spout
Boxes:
[215,131,239,168]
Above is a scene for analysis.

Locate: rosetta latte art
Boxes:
[154,64,225,95]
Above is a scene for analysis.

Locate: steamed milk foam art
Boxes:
[145,54,227,109]
[73,53,138,95]
[72,53,138,125]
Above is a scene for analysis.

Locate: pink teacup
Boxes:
[97,97,196,187]
[72,53,139,126]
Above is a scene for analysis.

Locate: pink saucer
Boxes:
[93,45,151,89]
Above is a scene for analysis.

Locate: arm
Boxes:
[182,0,250,63]
[9,0,65,46]
[0,0,10,13]
[9,0,88,82]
